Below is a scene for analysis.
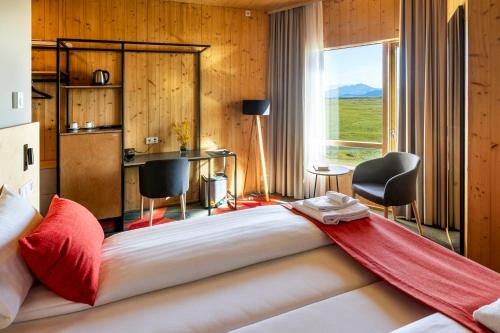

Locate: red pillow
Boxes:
[19,196,104,305]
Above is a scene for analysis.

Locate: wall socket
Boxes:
[145,136,159,145]
[12,92,24,109]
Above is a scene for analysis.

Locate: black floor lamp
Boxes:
[242,100,271,202]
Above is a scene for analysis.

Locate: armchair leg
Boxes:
[445,227,455,251]
[149,199,154,227]
[384,206,389,219]
[411,201,423,236]
[141,196,144,218]
[180,193,187,220]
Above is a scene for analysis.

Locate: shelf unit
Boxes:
[55,38,210,230]
[62,85,122,89]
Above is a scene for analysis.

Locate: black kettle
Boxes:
[92,69,110,85]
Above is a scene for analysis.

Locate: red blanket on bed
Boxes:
[284,204,500,333]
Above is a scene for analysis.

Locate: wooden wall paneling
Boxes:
[467,0,490,265]
[323,0,400,48]
[490,0,500,271]
[467,0,500,271]
[380,0,395,41]
[32,0,269,211]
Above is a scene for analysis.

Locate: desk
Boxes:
[124,150,237,216]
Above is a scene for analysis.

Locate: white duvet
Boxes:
[16,205,332,322]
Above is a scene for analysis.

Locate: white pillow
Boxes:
[0,185,42,329]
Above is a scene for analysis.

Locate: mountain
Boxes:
[325,83,382,98]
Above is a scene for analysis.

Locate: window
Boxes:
[323,42,399,167]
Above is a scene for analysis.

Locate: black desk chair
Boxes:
[139,158,189,226]
[352,152,423,235]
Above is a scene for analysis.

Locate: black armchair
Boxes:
[139,158,190,226]
[352,152,423,235]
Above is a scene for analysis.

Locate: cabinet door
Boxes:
[60,132,122,219]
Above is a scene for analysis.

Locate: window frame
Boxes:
[323,40,399,163]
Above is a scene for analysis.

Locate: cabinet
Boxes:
[60,130,122,219]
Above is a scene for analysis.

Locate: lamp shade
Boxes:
[242,100,271,116]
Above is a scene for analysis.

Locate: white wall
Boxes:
[0,0,31,128]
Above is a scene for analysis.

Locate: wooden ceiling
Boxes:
[175,0,311,11]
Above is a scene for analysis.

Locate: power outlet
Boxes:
[145,137,159,145]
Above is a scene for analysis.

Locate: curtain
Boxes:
[447,5,465,231]
[398,0,448,227]
[303,3,326,198]
[267,3,324,199]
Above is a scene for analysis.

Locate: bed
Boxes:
[1,205,472,333]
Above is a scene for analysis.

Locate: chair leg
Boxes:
[411,201,423,236]
[445,227,455,251]
[149,199,154,227]
[180,193,186,220]
[384,206,389,218]
[141,196,144,218]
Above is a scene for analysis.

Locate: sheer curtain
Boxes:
[303,2,327,198]
[267,2,325,199]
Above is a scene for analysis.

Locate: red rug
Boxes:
[125,195,284,231]
[127,208,175,230]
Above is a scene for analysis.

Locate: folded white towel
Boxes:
[473,298,500,332]
[326,191,351,204]
[292,200,370,225]
[304,196,359,212]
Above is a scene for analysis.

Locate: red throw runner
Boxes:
[284,204,500,332]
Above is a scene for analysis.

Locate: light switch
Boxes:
[12,92,24,109]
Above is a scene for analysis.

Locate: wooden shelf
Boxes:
[62,85,122,89]
[32,70,69,77]
[60,128,123,136]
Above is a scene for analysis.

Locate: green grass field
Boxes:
[325,97,383,167]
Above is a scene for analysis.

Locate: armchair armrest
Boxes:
[384,169,419,206]
[352,157,387,184]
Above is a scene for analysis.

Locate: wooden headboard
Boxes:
[0,122,40,210]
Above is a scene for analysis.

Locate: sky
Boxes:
[324,43,383,89]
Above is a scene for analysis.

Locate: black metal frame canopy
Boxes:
[54,38,211,231]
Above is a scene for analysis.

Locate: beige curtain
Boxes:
[267,7,306,198]
[398,0,448,227]
[447,6,465,231]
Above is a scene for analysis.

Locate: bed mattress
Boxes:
[2,205,469,332]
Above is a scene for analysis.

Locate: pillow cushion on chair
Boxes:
[0,185,42,329]
[19,196,104,306]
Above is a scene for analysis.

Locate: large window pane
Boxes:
[326,97,383,142]
[324,44,384,166]
[326,146,383,168]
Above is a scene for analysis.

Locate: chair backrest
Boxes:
[381,152,420,205]
[139,158,189,199]
[382,152,420,177]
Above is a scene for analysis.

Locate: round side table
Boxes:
[306,165,351,197]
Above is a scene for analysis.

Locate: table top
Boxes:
[306,165,351,176]
[124,150,236,167]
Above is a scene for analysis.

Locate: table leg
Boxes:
[208,159,212,216]
[313,175,318,197]
[328,176,331,191]
[234,155,237,210]
[336,176,340,192]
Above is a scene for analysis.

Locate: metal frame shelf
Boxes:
[55,38,210,231]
